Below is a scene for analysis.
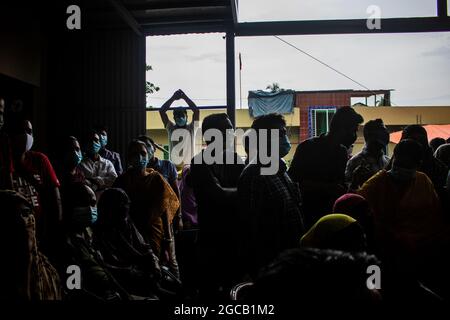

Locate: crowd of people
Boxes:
[1,93,450,305]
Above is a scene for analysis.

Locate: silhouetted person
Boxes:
[113,140,180,279]
[346,119,390,190]
[288,106,363,228]
[189,113,245,299]
[1,118,62,258]
[359,139,446,282]
[429,137,446,154]
[237,113,304,278]
[397,125,448,195]
[138,135,182,231]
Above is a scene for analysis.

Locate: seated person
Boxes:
[59,136,85,187]
[79,131,117,194]
[0,190,61,300]
[138,135,182,231]
[246,248,381,307]
[62,183,128,301]
[113,140,180,279]
[300,214,367,252]
[95,125,123,175]
[94,188,163,298]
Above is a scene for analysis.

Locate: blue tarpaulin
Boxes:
[248,90,295,118]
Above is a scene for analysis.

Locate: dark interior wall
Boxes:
[45,26,146,163]
[0,1,146,163]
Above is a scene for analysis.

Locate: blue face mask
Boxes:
[88,141,101,155]
[279,135,292,158]
[130,154,148,170]
[66,150,83,167]
[99,135,108,148]
[175,116,187,127]
[72,206,98,227]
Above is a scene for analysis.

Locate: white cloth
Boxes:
[79,156,117,190]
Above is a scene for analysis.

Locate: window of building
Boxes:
[309,107,336,137]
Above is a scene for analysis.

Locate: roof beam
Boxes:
[236,17,450,37]
[108,0,143,36]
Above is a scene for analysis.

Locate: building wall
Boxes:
[296,92,352,141]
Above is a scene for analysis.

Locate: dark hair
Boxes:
[247,248,380,304]
[4,116,28,135]
[401,124,427,140]
[173,108,187,118]
[63,183,95,215]
[429,137,446,153]
[97,188,130,227]
[201,113,231,136]
[63,136,79,152]
[251,113,286,131]
[329,107,364,133]
[393,139,423,166]
[363,119,386,141]
[137,135,155,148]
[127,139,147,154]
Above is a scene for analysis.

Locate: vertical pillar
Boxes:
[226,30,236,126]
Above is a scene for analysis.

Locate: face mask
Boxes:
[175,117,187,127]
[72,206,98,227]
[88,141,101,155]
[66,150,83,167]
[130,154,148,170]
[388,166,416,182]
[279,135,291,158]
[25,134,34,152]
[99,135,108,148]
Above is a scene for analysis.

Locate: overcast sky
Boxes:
[146,0,450,108]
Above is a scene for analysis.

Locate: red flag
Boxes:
[239,52,242,70]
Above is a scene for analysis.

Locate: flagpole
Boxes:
[239,53,242,109]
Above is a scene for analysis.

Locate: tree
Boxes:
[146,64,160,99]
[266,82,282,93]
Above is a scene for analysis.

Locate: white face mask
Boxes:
[25,134,34,152]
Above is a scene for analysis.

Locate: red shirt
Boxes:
[11,151,60,216]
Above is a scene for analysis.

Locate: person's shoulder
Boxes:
[26,150,49,161]
[416,171,434,185]
[99,156,112,164]
[241,162,263,178]
[348,151,365,163]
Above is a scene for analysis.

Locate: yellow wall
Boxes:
[146,109,300,161]
[146,106,450,161]
[146,108,300,130]
[354,106,450,125]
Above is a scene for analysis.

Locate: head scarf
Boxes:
[333,193,370,223]
[300,214,367,252]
